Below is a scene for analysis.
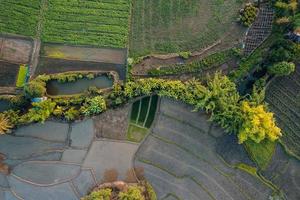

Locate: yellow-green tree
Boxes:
[238,101,282,144]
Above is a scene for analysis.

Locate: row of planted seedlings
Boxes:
[0,71,119,133]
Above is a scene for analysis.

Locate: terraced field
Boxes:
[42,0,132,47]
[129,0,244,57]
[266,65,300,158]
[0,0,41,37]
[134,98,276,200]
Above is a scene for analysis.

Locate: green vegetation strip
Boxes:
[148,49,237,75]
[16,65,28,88]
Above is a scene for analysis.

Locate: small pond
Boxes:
[46,75,113,96]
[0,100,11,112]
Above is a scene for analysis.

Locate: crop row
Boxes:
[0,0,41,36]
[267,88,299,113]
[148,49,236,75]
[42,0,131,47]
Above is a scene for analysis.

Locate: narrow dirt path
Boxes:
[29,0,48,77]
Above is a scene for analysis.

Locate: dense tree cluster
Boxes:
[1,72,281,144]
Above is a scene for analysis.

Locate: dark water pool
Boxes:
[0,100,11,112]
[46,75,113,96]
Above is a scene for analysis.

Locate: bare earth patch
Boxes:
[0,36,33,64]
[93,104,131,140]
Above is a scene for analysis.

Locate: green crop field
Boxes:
[0,0,132,48]
[0,0,41,37]
[42,0,132,48]
[129,0,243,57]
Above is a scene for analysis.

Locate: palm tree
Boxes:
[0,114,12,134]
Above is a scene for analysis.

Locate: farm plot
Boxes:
[42,0,132,48]
[134,98,275,200]
[0,61,20,87]
[127,95,158,142]
[261,144,300,200]
[266,65,300,158]
[129,0,244,57]
[0,0,41,37]
[0,36,33,64]
[35,58,126,80]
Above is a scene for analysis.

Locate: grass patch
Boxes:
[127,123,148,143]
[129,0,243,57]
[16,65,28,88]
[145,95,158,128]
[244,139,276,170]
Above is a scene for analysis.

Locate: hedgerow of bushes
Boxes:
[1,72,281,145]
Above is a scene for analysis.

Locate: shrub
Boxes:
[81,96,106,116]
[0,114,13,134]
[240,4,258,27]
[178,51,192,59]
[53,106,64,117]
[81,188,112,200]
[86,73,95,80]
[145,182,157,200]
[268,61,295,76]
[118,186,144,200]
[65,107,80,121]
[19,100,56,123]
[2,110,20,126]
[24,80,46,98]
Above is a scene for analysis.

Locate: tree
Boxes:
[81,96,106,116]
[240,3,258,27]
[24,80,46,98]
[238,101,282,144]
[0,114,12,134]
[268,61,296,76]
[19,100,56,123]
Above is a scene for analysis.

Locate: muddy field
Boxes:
[134,98,276,200]
[266,65,300,157]
[42,44,127,65]
[0,36,33,64]
[0,61,19,87]
[35,58,126,80]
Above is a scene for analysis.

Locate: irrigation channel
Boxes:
[46,75,113,95]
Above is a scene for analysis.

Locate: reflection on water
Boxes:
[46,75,113,95]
